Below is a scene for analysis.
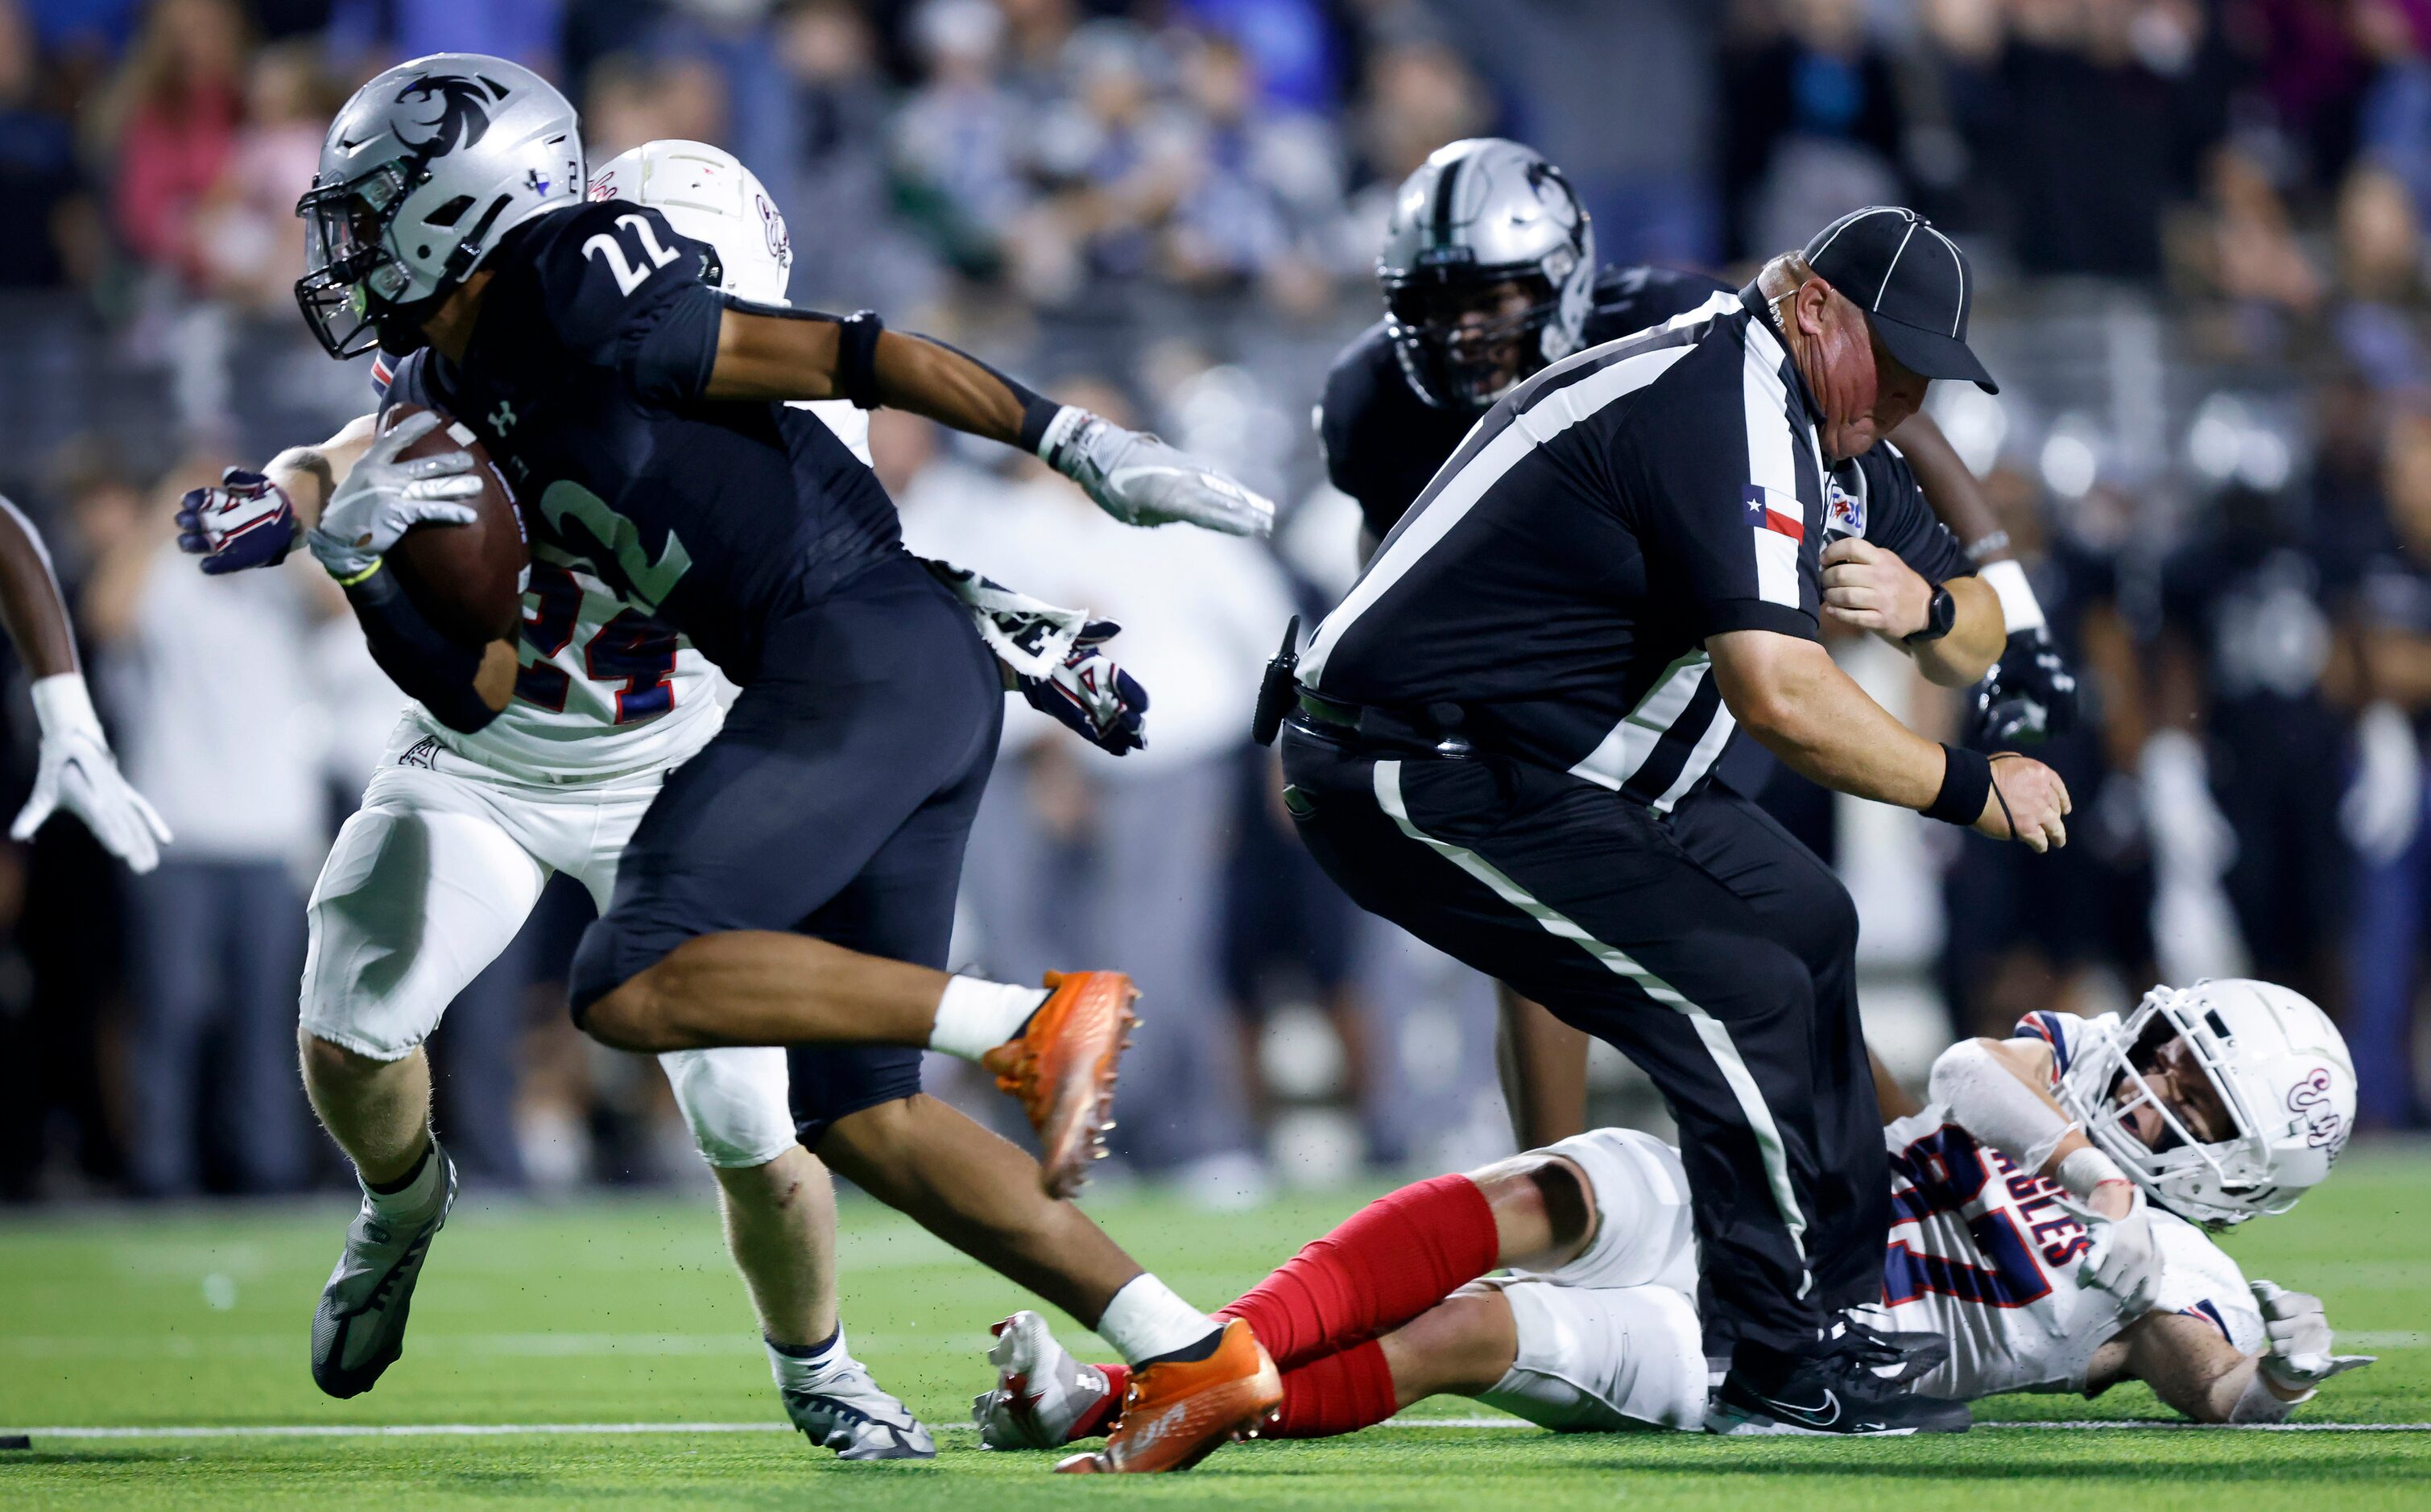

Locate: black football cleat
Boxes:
[1707,1338,1972,1436]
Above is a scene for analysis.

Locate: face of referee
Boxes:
[1786,277,1929,461]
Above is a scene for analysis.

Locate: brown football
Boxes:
[377,403,528,647]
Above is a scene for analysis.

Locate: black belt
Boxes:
[1291,687,1473,758]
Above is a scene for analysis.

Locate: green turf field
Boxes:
[2,1147,2425,1509]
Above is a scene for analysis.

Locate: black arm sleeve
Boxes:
[345,564,502,733]
[627,282,726,406]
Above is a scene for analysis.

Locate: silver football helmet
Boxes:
[295,53,583,357]
[2059,980,2356,1229]
[1376,137,1595,411]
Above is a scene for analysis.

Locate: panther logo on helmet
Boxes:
[392,74,500,157]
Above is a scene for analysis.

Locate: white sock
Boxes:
[928,976,1050,1061]
[1095,1274,1218,1365]
[767,1325,847,1390]
[361,1137,445,1222]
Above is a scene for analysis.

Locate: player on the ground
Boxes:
[977,977,2371,1447]
[2,495,170,870]
[178,139,1148,1456]
[1319,137,2080,1147]
[244,56,1279,1473]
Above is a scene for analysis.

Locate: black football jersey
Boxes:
[1303,287,1970,811]
[1318,264,1734,540]
[384,200,902,684]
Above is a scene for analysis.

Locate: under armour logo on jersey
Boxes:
[489,401,516,434]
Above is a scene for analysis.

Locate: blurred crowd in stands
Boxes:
[3,0,2431,1205]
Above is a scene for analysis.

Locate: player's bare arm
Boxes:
[702,304,1275,536]
[1709,627,2070,849]
[263,413,378,526]
[0,494,171,870]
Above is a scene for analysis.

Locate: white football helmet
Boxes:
[296,53,583,357]
[589,139,794,304]
[2060,980,2356,1228]
[589,141,866,464]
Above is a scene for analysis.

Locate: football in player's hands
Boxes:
[373,405,531,647]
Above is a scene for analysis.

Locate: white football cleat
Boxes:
[973,1309,1121,1450]
[781,1354,936,1460]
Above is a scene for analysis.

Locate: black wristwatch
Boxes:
[1903,584,1956,647]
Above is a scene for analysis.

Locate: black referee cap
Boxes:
[1801,206,1997,395]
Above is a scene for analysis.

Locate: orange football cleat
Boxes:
[982,970,1138,1199]
[1052,1317,1281,1474]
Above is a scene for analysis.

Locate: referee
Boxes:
[1273,206,2067,1436]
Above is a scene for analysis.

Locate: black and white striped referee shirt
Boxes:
[1300,284,1969,812]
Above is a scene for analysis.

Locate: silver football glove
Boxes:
[307,410,484,581]
[1036,405,1275,538]
[10,673,171,873]
[2251,1280,2375,1393]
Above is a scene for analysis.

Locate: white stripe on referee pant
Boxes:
[1370,759,1810,1290]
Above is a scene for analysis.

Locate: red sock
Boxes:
[1071,1364,1127,1441]
[1214,1172,1498,1370]
[1264,1339,1399,1439]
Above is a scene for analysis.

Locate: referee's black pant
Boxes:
[1280,723,1888,1358]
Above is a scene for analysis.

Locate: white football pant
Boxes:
[1474,1128,1710,1432]
[300,721,797,1169]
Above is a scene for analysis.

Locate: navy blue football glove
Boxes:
[1020,620,1149,755]
[176,468,298,574]
[1973,626,2079,744]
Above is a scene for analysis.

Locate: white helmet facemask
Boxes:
[2057,980,2356,1229]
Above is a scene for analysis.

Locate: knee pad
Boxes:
[1515,1129,1700,1295]
[659,1047,798,1168]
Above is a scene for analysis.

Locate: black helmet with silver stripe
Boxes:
[1376,138,1595,411]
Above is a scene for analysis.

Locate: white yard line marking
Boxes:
[2344,1330,2428,1349]
[5,1419,2425,1440]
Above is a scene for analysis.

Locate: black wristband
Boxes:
[1925,743,1992,825]
[837,310,885,410]
[1017,391,1066,459]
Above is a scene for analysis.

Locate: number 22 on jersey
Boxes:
[582,213,683,296]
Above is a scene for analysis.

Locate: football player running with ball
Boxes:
[978,979,2371,1447]
[184,138,1159,1459]
[184,52,1277,1473]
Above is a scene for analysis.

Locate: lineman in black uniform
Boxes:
[1273,205,2069,1434]
[1316,138,2078,1148]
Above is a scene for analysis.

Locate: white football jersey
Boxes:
[374,346,871,783]
[1863,1010,2265,1401]
[410,547,725,781]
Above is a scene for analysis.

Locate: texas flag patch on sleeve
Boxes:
[1743,484,1804,606]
